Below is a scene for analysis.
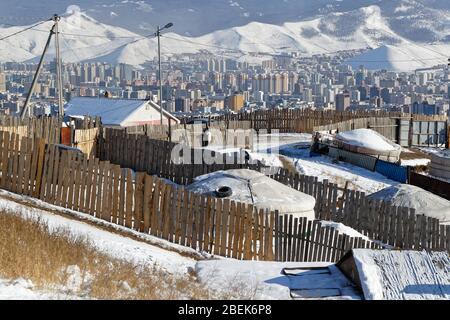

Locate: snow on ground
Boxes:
[0,189,202,299]
[195,260,361,300]
[280,147,397,194]
[416,147,446,156]
[205,132,397,194]
[0,278,62,300]
[247,151,283,167]
[252,133,312,153]
[253,133,397,194]
[320,221,370,241]
[400,158,430,167]
[0,190,197,276]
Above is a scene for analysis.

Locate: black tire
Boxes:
[215,186,232,198]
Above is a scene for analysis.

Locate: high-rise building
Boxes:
[335,91,350,111]
[0,72,6,92]
[370,86,381,99]
[120,64,133,82]
[228,93,244,111]
[302,88,313,102]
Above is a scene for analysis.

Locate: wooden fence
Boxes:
[73,128,99,157]
[70,116,101,130]
[0,129,401,262]
[203,109,406,133]
[96,126,450,254]
[0,130,277,260]
[275,216,380,262]
[180,109,447,134]
[0,115,61,145]
[409,171,450,201]
[98,127,263,185]
[271,168,450,253]
[313,117,398,142]
[124,121,253,147]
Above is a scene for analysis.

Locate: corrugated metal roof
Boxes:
[341,249,450,300]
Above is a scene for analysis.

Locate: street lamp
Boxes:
[156,22,173,125]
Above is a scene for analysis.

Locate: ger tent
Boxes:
[186,169,316,220]
[367,184,450,223]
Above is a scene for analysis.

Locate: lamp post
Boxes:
[156,22,173,125]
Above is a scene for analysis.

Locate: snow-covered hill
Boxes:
[0,2,449,70]
[346,43,450,71]
[0,0,449,39]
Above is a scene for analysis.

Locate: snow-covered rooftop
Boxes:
[342,249,450,300]
[336,128,399,153]
[65,97,179,126]
[65,97,146,126]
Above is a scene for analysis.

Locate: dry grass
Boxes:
[400,148,431,161]
[0,210,226,300]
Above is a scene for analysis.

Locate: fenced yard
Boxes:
[0,127,449,263]
[0,111,449,264]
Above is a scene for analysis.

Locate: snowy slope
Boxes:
[0,3,449,70]
[0,189,198,275]
[347,43,450,71]
[0,0,449,39]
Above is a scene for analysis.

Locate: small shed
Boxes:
[337,249,450,300]
[65,97,179,127]
[334,128,402,163]
[186,169,316,220]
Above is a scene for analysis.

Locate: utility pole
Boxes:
[156,22,173,125]
[157,25,163,125]
[54,14,64,118]
[21,16,59,119]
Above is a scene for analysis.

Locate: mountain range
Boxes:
[0,1,448,71]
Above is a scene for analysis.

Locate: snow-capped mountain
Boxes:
[0,1,449,71]
[0,0,449,39]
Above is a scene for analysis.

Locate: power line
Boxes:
[0,20,49,41]
[59,31,158,64]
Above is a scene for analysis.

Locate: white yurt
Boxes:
[334,128,402,162]
[429,149,450,180]
[186,169,316,220]
[367,184,450,223]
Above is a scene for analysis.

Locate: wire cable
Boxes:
[0,20,49,41]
